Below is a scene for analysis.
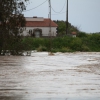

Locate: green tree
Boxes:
[54,20,79,36]
[77,32,88,37]
[0,0,28,54]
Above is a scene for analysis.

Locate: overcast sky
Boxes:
[23,0,100,33]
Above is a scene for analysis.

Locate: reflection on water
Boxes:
[0,52,100,100]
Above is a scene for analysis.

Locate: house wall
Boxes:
[22,27,57,37]
[72,35,76,37]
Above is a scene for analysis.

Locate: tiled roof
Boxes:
[25,18,58,27]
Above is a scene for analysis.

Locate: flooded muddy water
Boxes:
[0,52,100,100]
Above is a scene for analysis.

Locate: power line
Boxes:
[23,0,48,12]
[0,0,48,13]
[51,0,66,13]
[52,11,66,15]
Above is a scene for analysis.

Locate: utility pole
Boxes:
[48,0,52,52]
[66,0,68,35]
[48,0,51,36]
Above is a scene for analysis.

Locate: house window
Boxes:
[29,30,32,34]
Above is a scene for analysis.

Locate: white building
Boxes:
[23,17,58,37]
[71,32,77,37]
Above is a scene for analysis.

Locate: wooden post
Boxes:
[66,0,68,35]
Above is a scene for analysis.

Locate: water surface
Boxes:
[0,52,100,100]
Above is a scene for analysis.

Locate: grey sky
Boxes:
[23,0,100,33]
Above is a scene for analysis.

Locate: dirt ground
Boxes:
[0,52,100,100]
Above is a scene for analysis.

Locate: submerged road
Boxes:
[0,52,100,100]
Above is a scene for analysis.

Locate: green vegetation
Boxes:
[54,20,79,36]
[0,33,100,54]
[0,0,28,54]
[3,33,99,53]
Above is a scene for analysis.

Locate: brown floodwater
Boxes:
[0,52,100,100]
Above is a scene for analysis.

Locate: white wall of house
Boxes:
[22,27,57,37]
[72,35,76,37]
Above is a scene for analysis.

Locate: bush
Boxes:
[77,32,88,37]
[37,45,47,52]
[51,48,60,53]
[70,38,82,51]
[81,45,90,51]
[60,47,73,52]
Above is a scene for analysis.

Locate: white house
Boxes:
[71,32,77,37]
[22,17,58,37]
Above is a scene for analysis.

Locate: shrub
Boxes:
[81,45,90,51]
[51,48,59,53]
[60,47,73,52]
[37,45,47,52]
[70,38,82,51]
